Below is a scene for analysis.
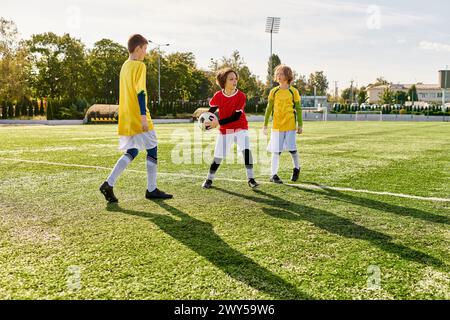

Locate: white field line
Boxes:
[1,157,449,203]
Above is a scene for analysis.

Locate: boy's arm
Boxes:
[217,110,242,125]
[135,63,149,131]
[208,93,219,114]
[295,100,303,127]
[138,90,147,116]
[264,100,274,127]
[208,106,218,113]
[138,90,148,131]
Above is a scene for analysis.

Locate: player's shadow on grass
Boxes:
[106,202,312,300]
[295,182,450,226]
[213,187,447,271]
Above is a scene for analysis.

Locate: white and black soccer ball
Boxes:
[198,112,218,131]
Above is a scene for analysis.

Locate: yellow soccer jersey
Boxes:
[118,60,154,136]
[268,86,301,131]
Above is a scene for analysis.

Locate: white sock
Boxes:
[290,151,300,169]
[107,154,132,187]
[147,156,157,192]
[246,167,254,179]
[271,153,280,176]
[207,158,222,181]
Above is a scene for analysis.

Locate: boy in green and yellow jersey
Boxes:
[263,64,303,184]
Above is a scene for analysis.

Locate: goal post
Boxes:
[355,110,383,121]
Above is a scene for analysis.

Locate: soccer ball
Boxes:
[198,112,218,131]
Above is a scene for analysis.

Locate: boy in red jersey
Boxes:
[202,68,259,189]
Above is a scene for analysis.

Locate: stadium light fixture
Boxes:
[265,17,281,86]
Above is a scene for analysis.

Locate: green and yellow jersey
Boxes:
[118,60,154,136]
[264,86,302,132]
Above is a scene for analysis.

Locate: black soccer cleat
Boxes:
[270,174,283,184]
[100,181,118,203]
[291,168,301,182]
[248,178,259,189]
[146,188,173,199]
[202,179,213,189]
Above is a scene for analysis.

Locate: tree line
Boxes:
[0,17,331,119]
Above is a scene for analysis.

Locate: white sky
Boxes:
[2,0,450,93]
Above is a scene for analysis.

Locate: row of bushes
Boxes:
[332,104,450,115]
[0,99,44,119]
[147,98,266,116]
[0,98,90,120]
[0,97,269,120]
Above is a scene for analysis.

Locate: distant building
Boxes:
[301,96,328,109]
[367,84,443,104]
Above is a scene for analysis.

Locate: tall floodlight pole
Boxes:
[148,40,170,104]
[265,17,281,86]
[444,65,448,107]
[334,81,338,103]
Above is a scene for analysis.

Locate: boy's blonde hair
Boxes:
[216,68,239,89]
[274,64,294,84]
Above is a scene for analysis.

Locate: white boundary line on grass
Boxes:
[1,157,449,203]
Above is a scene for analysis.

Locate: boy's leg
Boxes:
[243,149,254,179]
[107,148,139,187]
[236,131,253,179]
[203,132,231,188]
[289,150,300,169]
[243,148,260,188]
[203,157,223,188]
[207,157,223,181]
[145,146,173,199]
[271,152,281,177]
[267,130,284,181]
[287,130,300,181]
[146,146,158,192]
[270,152,283,184]
[101,148,139,202]
[236,130,259,188]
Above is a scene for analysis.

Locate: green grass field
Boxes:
[0,122,449,300]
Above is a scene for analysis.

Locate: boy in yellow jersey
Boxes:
[100,34,173,202]
[263,64,303,184]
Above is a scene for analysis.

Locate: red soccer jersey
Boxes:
[209,89,248,134]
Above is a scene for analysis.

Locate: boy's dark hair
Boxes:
[216,68,239,89]
[128,34,148,53]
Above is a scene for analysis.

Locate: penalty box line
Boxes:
[1,157,449,203]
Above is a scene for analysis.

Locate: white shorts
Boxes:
[267,130,297,153]
[118,130,158,151]
[214,130,250,159]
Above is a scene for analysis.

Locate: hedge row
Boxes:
[0,97,269,120]
[0,99,44,119]
[332,104,450,115]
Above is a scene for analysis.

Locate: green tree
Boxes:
[341,87,358,103]
[143,50,160,101]
[357,87,368,104]
[381,87,395,105]
[27,32,88,100]
[86,39,128,103]
[407,85,418,102]
[210,51,263,98]
[373,77,390,86]
[162,52,211,101]
[0,18,30,102]
[266,54,281,86]
[395,91,408,105]
[292,74,308,96]
[307,71,329,96]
